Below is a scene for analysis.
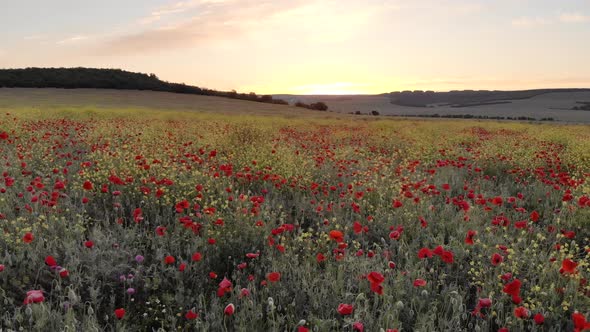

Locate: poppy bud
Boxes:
[114,308,126,319]
[224,303,235,316]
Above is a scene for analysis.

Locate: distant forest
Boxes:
[386,89,590,107]
[0,67,289,105]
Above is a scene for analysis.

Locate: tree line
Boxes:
[0,68,290,105]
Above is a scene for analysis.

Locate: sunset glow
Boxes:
[1,0,589,94]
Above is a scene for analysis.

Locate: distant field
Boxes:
[0,88,329,118]
[276,91,590,123]
[2,88,590,123]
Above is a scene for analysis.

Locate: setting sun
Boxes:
[291,82,373,95]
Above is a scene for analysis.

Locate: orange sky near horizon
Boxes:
[1,0,589,95]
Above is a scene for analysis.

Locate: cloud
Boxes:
[511,11,590,28]
[99,0,392,55]
[511,16,551,27]
[559,13,590,23]
[57,35,89,45]
[137,0,245,25]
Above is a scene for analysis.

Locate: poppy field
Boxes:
[0,108,589,331]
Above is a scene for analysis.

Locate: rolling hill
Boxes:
[275,91,590,123]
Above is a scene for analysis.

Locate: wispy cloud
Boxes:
[100,0,393,54]
[511,16,551,27]
[137,0,241,25]
[512,11,590,28]
[57,35,89,45]
[559,12,590,23]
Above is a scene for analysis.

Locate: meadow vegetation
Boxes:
[0,107,589,331]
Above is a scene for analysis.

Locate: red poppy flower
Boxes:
[353,322,364,332]
[267,272,281,282]
[155,226,167,236]
[441,251,454,264]
[114,308,126,319]
[192,252,202,262]
[217,277,233,297]
[477,298,492,308]
[534,313,545,325]
[514,306,529,319]
[133,208,143,223]
[353,221,363,234]
[23,290,44,304]
[433,245,444,256]
[337,303,354,315]
[392,200,403,208]
[45,256,57,267]
[560,259,578,275]
[246,252,260,259]
[413,279,427,287]
[329,230,344,242]
[82,180,93,190]
[370,282,384,295]
[572,312,590,332]
[492,196,503,206]
[491,253,503,266]
[512,295,522,305]
[53,180,65,190]
[389,230,401,240]
[185,309,198,320]
[316,253,326,263]
[4,177,14,187]
[418,248,432,259]
[59,268,69,278]
[23,232,34,244]
[503,279,521,297]
[419,216,428,228]
[164,255,175,265]
[530,210,539,222]
[465,230,476,245]
[367,271,385,285]
[84,240,94,248]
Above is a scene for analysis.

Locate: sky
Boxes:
[1,0,589,95]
